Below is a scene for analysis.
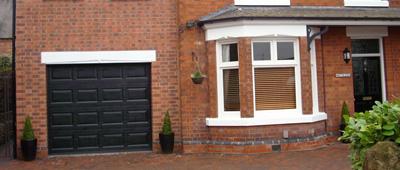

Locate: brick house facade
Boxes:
[15,0,400,157]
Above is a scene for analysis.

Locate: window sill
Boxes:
[206,112,327,127]
[344,0,389,7]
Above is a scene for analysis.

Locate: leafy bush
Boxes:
[0,56,12,73]
[22,116,35,141]
[339,101,400,170]
[161,111,173,135]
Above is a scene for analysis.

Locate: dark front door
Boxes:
[47,64,152,154]
[353,57,382,112]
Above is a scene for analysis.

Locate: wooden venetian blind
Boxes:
[255,67,296,110]
[223,69,240,111]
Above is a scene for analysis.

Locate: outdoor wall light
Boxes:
[343,48,351,64]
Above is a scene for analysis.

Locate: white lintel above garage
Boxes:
[41,50,157,65]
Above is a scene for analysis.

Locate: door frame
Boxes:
[351,37,387,101]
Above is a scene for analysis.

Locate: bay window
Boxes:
[252,39,301,115]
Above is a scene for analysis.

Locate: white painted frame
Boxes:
[234,0,290,6]
[251,38,302,117]
[310,40,320,114]
[216,40,241,119]
[351,37,387,101]
[41,50,156,64]
[344,0,389,7]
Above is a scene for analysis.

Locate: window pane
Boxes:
[223,69,240,111]
[277,42,294,60]
[222,44,238,62]
[352,39,379,54]
[255,67,296,110]
[253,42,271,61]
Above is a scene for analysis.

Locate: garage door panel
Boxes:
[124,65,148,78]
[50,112,74,128]
[50,67,73,80]
[77,134,99,150]
[48,64,152,154]
[76,66,98,80]
[102,134,124,149]
[75,112,99,128]
[126,132,151,147]
[50,90,73,104]
[50,136,74,152]
[76,89,98,103]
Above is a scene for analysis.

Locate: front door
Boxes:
[352,39,383,112]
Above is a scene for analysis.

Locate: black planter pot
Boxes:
[21,139,37,161]
[159,133,174,154]
[191,77,204,84]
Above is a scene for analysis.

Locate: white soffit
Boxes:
[346,26,388,37]
[234,0,290,6]
[41,50,156,65]
[205,24,307,41]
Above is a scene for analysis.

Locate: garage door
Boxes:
[47,64,152,154]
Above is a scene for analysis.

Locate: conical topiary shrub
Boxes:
[22,116,35,141]
[159,111,174,154]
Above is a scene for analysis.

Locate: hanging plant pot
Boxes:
[191,75,205,84]
[21,139,37,161]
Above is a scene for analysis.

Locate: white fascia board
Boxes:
[206,112,327,126]
[204,20,400,32]
[344,0,389,7]
[234,0,290,6]
[206,24,307,41]
[41,50,156,65]
[346,26,388,37]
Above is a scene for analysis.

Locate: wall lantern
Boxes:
[343,48,351,64]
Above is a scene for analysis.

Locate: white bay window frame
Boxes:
[217,40,241,119]
[234,0,290,6]
[251,38,302,118]
[344,0,389,7]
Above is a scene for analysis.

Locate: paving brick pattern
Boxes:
[2,143,350,170]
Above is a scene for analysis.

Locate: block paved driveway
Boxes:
[2,143,350,170]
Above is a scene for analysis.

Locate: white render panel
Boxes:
[206,25,307,41]
[41,50,156,64]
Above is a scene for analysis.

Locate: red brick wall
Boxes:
[300,37,313,114]
[0,39,12,56]
[178,0,232,153]
[383,27,400,100]
[238,38,254,118]
[16,0,180,157]
[319,27,354,133]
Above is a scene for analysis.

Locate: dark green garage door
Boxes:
[47,64,152,154]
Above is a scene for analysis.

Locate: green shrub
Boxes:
[0,56,12,73]
[22,116,35,141]
[161,111,173,135]
[339,101,400,170]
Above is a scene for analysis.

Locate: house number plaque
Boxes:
[336,73,352,78]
